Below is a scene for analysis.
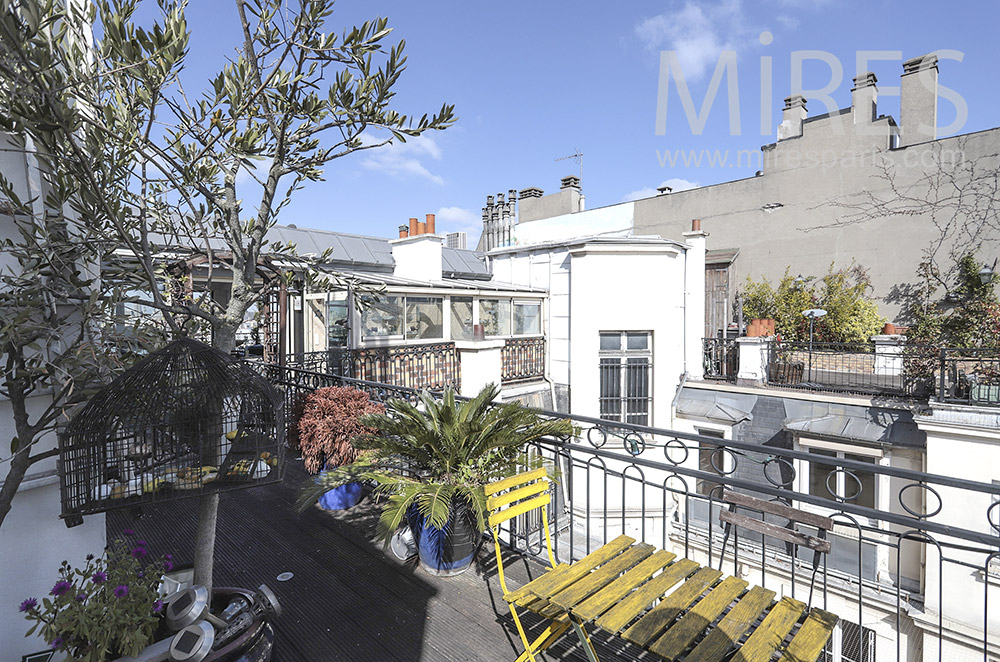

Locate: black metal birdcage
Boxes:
[59,338,285,521]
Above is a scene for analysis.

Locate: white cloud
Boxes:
[635,1,745,81]
[622,178,701,202]
[359,135,444,185]
[435,206,481,236]
[775,14,799,30]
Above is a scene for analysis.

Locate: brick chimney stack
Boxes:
[426,213,435,234]
[409,217,418,236]
[398,225,409,239]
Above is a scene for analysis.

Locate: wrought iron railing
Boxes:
[757,340,1000,407]
[287,343,459,391]
[937,347,1000,406]
[263,363,1000,662]
[703,337,738,382]
[501,337,545,384]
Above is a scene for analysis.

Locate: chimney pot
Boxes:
[851,72,878,124]
[691,219,702,232]
[398,224,409,239]
[416,221,426,235]
[426,213,435,234]
[409,217,418,236]
[519,187,544,199]
[657,185,672,195]
[560,175,581,190]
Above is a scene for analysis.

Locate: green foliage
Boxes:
[909,253,1000,348]
[298,383,574,543]
[739,263,885,343]
[20,536,170,661]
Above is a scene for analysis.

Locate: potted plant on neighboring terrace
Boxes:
[19,532,172,661]
[297,386,385,510]
[298,383,575,576]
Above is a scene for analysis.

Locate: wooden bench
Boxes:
[486,469,839,662]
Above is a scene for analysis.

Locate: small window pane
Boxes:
[808,449,838,500]
[327,300,349,347]
[626,332,648,350]
[853,457,877,510]
[406,297,444,340]
[514,302,541,335]
[361,295,403,337]
[450,297,474,341]
[600,333,621,351]
[480,299,511,336]
[599,358,622,421]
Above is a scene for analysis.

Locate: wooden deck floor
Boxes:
[108,462,654,662]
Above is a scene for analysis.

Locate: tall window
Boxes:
[451,297,474,341]
[599,331,652,426]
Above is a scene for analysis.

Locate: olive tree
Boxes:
[0,0,454,590]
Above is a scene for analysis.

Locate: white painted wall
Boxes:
[513,202,634,245]
[390,234,443,282]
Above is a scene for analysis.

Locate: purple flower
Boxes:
[164,553,173,561]
[137,571,145,578]
[152,599,164,613]
[50,636,64,649]
[76,593,88,602]
[18,598,38,613]
[92,570,107,584]
[163,560,174,572]
[113,584,129,598]
[123,528,136,536]
[50,580,72,597]
[136,540,147,548]
[131,546,148,559]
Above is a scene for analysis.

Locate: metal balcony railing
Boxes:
[501,337,545,384]
[260,363,1000,662]
[702,337,738,382]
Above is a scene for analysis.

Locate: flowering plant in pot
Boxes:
[297,386,384,509]
[19,532,172,661]
[299,383,574,575]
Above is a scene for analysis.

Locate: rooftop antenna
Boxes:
[555,149,584,185]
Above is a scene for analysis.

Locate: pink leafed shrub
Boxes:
[296,387,384,474]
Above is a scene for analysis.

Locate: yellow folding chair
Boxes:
[485,467,601,662]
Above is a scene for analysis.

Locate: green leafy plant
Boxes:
[740,263,885,343]
[298,383,574,542]
[297,386,385,473]
[19,533,171,661]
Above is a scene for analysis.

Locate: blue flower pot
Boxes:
[318,482,364,510]
[406,500,481,577]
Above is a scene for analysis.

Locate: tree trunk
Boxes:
[193,492,220,590]
[192,318,239,593]
[0,437,32,530]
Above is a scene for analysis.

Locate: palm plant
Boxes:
[298,383,574,543]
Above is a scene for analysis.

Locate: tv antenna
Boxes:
[555,149,584,183]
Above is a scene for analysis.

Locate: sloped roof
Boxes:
[442,247,489,279]
[267,225,393,270]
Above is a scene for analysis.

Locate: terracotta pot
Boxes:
[882,323,896,335]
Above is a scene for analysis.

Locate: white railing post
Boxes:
[736,336,770,385]
[872,334,906,376]
[455,339,506,397]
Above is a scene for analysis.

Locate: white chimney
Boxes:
[390,234,443,282]
[851,72,878,125]
[777,95,807,141]
[899,54,938,147]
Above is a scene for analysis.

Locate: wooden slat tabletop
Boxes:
[514,539,838,662]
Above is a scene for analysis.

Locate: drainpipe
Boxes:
[671,372,688,428]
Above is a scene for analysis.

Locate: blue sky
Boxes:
[157,1,1000,242]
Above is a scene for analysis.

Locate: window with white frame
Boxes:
[800,442,879,511]
[360,294,404,337]
[513,300,541,335]
[404,296,444,340]
[599,331,652,426]
[479,298,511,336]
